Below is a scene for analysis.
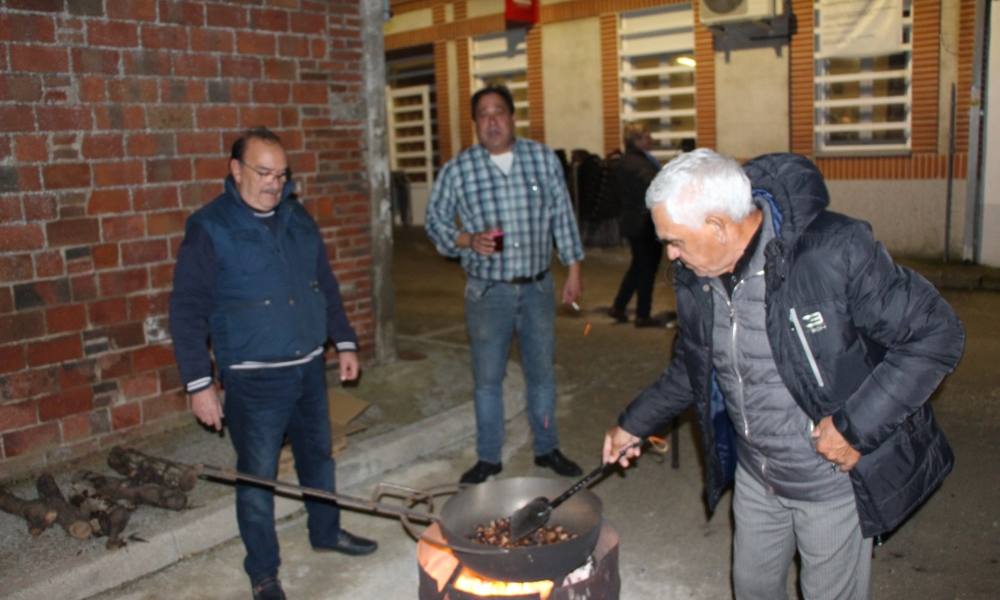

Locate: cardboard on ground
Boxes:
[279,389,370,474]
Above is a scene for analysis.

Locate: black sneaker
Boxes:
[314,529,378,556]
[634,316,663,328]
[251,576,286,600]
[459,460,502,484]
[534,449,583,477]
[608,307,628,323]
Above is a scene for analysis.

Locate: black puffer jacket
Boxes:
[619,153,965,537]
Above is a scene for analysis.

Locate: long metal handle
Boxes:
[197,463,438,524]
[547,440,641,511]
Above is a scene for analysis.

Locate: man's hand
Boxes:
[602,426,642,468]
[339,351,359,383]
[812,415,861,472]
[458,230,501,256]
[561,262,583,305]
[191,386,223,431]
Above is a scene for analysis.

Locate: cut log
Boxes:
[107,446,198,491]
[74,471,188,511]
[0,487,58,536]
[35,473,92,540]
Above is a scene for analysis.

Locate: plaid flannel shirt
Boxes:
[425,138,584,281]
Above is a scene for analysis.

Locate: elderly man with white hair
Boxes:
[603,149,964,599]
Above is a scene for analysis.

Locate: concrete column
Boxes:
[361,0,397,362]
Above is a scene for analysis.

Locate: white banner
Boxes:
[818,0,904,58]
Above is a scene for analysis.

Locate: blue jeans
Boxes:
[464,273,559,463]
[222,356,340,584]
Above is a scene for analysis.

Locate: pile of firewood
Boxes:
[0,446,197,549]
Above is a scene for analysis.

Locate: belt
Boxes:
[508,270,548,284]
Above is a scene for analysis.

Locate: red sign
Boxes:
[505,0,538,25]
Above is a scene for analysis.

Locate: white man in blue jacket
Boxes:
[169,127,376,600]
[603,149,964,600]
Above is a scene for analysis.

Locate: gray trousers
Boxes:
[733,465,872,600]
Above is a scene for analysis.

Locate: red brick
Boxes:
[46,218,100,247]
[207,3,248,27]
[92,243,119,270]
[78,76,106,102]
[193,157,227,181]
[82,134,124,160]
[108,79,159,103]
[264,59,298,83]
[33,251,64,278]
[0,225,44,252]
[219,56,260,79]
[3,422,60,457]
[161,79,206,103]
[134,188,178,212]
[149,262,173,288]
[191,28,234,53]
[108,322,144,349]
[195,106,238,129]
[176,132,221,156]
[45,304,85,334]
[0,74,43,102]
[146,210,186,236]
[38,385,92,421]
[240,106,281,128]
[251,8,289,32]
[6,0,62,10]
[88,21,138,48]
[146,158,192,183]
[159,0,205,26]
[180,181,217,208]
[0,344,26,374]
[0,367,56,401]
[310,38,326,59]
[37,106,93,131]
[16,166,41,193]
[132,344,175,372]
[61,411,92,441]
[237,32,277,56]
[0,106,36,132]
[94,105,146,131]
[57,360,95,389]
[98,268,148,296]
[0,196,21,222]
[126,133,175,157]
[14,135,47,162]
[278,35,310,58]
[70,274,98,302]
[15,279,72,310]
[0,255,33,283]
[42,163,91,190]
[122,239,168,265]
[128,291,169,320]
[292,83,328,105]
[107,0,157,21]
[173,54,218,78]
[253,82,290,103]
[88,297,127,325]
[10,45,68,73]
[98,351,132,379]
[87,189,131,215]
[93,161,144,187]
[0,13,56,42]
[0,399,35,430]
[0,287,11,314]
[158,364,181,392]
[101,215,146,241]
[147,106,194,130]
[27,334,83,366]
[120,371,159,399]
[141,24,188,50]
[71,48,121,75]
[23,194,56,222]
[141,390,187,422]
[291,12,327,35]
[111,402,141,430]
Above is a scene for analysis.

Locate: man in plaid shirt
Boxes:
[425,85,586,484]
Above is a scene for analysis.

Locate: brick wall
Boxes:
[0,0,374,476]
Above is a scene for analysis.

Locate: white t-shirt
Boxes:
[489,151,514,175]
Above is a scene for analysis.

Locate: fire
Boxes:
[454,569,554,599]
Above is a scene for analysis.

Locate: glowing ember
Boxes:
[454,569,555,598]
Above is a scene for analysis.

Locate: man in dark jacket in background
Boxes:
[603,149,964,599]
[609,123,664,327]
[169,128,376,600]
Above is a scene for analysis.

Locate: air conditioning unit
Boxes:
[699,0,782,26]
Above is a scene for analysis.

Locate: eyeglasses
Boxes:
[240,160,290,183]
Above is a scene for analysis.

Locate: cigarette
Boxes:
[571,301,581,312]
[583,322,592,336]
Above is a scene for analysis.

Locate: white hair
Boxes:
[644,148,753,228]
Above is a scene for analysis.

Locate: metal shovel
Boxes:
[509,441,642,540]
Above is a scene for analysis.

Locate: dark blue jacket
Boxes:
[169,176,358,392]
[619,153,965,537]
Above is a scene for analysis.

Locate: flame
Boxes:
[454,568,554,599]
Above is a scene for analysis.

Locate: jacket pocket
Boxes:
[464,277,492,302]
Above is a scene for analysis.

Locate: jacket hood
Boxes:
[743,153,829,243]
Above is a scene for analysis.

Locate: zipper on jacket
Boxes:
[789,307,825,388]
[720,281,751,439]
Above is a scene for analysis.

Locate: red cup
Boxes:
[492,230,504,252]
